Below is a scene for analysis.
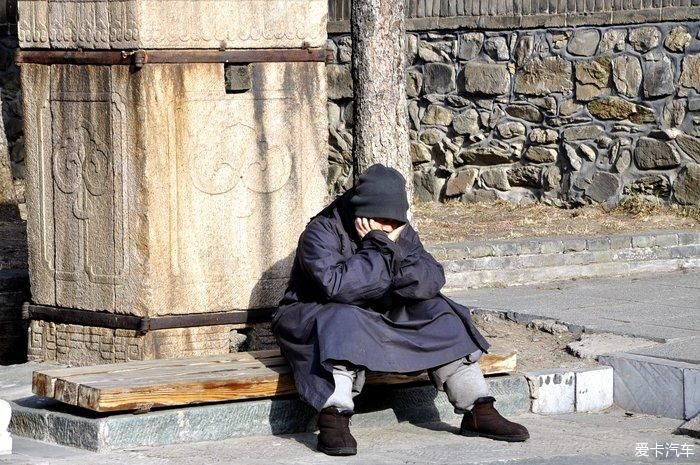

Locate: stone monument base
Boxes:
[27,320,237,365]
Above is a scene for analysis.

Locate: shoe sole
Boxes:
[460,430,530,442]
[317,445,357,456]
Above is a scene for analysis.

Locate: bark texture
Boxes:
[351,0,412,202]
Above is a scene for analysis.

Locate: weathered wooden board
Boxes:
[33,349,516,413]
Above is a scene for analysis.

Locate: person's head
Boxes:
[349,164,409,231]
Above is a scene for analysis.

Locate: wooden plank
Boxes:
[62,351,513,393]
[51,357,290,406]
[417,0,426,16]
[408,0,419,16]
[57,356,289,389]
[32,349,281,398]
[329,0,337,22]
[440,0,451,15]
[35,350,517,412]
[81,373,300,412]
[36,349,281,380]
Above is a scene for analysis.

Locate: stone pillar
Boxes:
[18,1,328,365]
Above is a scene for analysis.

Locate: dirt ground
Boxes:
[414,199,700,244]
[472,312,598,372]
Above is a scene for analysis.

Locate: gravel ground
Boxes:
[472,313,599,373]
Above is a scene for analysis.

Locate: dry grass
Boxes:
[615,194,664,217]
[414,198,699,244]
[676,205,700,222]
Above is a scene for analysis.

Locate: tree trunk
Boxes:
[351,0,412,203]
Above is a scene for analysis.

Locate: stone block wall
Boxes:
[327,22,700,206]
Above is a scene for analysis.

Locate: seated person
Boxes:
[272,164,529,456]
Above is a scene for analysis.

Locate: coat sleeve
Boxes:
[391,224,446,300]
[297,219,403,305]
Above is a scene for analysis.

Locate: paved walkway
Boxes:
[3,271,699,463]
[447,270,700,364]
[1,408,697,465]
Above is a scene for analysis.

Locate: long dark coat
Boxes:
[271,190,490,411]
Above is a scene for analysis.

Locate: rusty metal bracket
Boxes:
[16,48,328,66]
[23,302,274,335]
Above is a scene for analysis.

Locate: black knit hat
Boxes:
[349,164,409,223]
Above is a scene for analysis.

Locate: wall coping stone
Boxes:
[329,6,700,33]
[427,230,700,261]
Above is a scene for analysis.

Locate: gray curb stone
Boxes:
[427,231,699,261]
[599,352,699,421]
[431,231,700,291]
[9,375,531,452]
[6,362,618,452]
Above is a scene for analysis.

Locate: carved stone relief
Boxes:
[19,0,327,49]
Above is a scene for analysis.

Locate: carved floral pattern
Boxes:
[52,123,110,220]
[189,122,292,197]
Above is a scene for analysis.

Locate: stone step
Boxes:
[599,352,699,421]
[6,365,614,452]
[428,231,700,290]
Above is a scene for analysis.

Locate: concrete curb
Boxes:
[430,231,700,290]
[7,366,615,452]
[599,352,699,421]
[470,308,677,343]
[524,366,613,415]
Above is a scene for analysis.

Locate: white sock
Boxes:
[322,366,356,412]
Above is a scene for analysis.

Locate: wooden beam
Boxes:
[33,349,517,413]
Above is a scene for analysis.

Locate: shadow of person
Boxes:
[245,253,320,452]
[267,396,318,452]
[357,382,458,434]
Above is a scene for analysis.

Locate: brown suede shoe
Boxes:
[460,396,530,442]
[317,407,357,456]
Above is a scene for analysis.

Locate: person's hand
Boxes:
[387,224,406,242]
[355,217,383,239]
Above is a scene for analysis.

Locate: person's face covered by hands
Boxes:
[354,217,406,242]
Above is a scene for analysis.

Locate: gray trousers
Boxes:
[325,349,490,413]
[428,351,491,413]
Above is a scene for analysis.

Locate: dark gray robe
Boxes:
[271,190,490,411]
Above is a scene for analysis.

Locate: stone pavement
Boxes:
[447,270,700,421]
[1,407,698,465]
[447,270,700,351]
